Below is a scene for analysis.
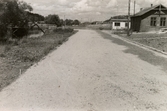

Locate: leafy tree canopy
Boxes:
[0,0,33,38]
[0,0,33,26]
[45,14,61,27]
[73,19,80,25]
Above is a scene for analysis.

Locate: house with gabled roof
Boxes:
[131,4,167,32]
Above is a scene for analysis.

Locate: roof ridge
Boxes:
[133,4,167,17]
[142,4,160,10]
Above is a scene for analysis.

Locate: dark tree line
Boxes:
[65,19,80,26]
[45,15,81,27]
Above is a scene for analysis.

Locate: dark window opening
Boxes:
[115,22,120,26]
[150,17,156,26]
[160,17,166,26]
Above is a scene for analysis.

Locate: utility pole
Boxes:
[81,18,82,23]
[134,0,136,15]
[127,0,131,36]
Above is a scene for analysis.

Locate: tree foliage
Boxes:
[64,19,80,26]
[0,0,33,39]
[65,19,73,26]
[18,1,33,12]
[45,14,61,27]
[73,19,80,25]
[44,15,80,27]
[27,12,44,22]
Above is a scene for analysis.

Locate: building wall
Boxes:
[131,7,167,32]
[140,14,167,32]
[131,17,141,32]
[112,22,130,30]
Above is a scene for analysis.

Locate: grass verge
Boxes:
[119,33,167,53]
[0,28,77,91]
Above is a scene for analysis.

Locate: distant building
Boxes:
[110,19,130,30]
[131,4,167,32]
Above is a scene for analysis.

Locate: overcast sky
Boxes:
[23,0,167,22]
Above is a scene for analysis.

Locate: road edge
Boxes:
[102,30,167,57]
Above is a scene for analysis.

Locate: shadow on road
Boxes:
[98,31,167,72]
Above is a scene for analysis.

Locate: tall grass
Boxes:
[2,28,75,63]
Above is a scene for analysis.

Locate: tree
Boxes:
[45,14,62,27]
[65,19,74,26]
[0,0,33,39]
[60,19,64,26]
[73,19,80,25]
[27,12,44,22]
[18,1,33,12]
[1,0,32,26]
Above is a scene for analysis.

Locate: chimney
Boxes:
[151,4,153,7]
[140,8,143,11]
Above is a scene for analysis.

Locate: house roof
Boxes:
[110,19,129,22]
[133,4,167,17]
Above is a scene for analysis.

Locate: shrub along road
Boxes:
[0,29,167,111]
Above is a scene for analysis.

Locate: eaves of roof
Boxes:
[110,19,129,22]
[132,4,167,17]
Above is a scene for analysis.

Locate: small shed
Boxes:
[131,4,167,32]
[110,19,130,30]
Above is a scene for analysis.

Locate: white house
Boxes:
[111,19,130,30]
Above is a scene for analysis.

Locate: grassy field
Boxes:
[120,33,167,53]
[0,28,77,91]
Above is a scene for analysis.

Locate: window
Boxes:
[115,22,120,26]
[150,17,156,26]
[160,17,166,26]
[125,22,128,27]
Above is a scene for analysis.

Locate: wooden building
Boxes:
[131,4,167,32]
[110,19,130,30]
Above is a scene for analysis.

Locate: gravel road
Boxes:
[0,29,167,111]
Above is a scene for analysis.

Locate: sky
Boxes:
[22,0,167,22]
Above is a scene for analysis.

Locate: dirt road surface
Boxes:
[0,30,167,111]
